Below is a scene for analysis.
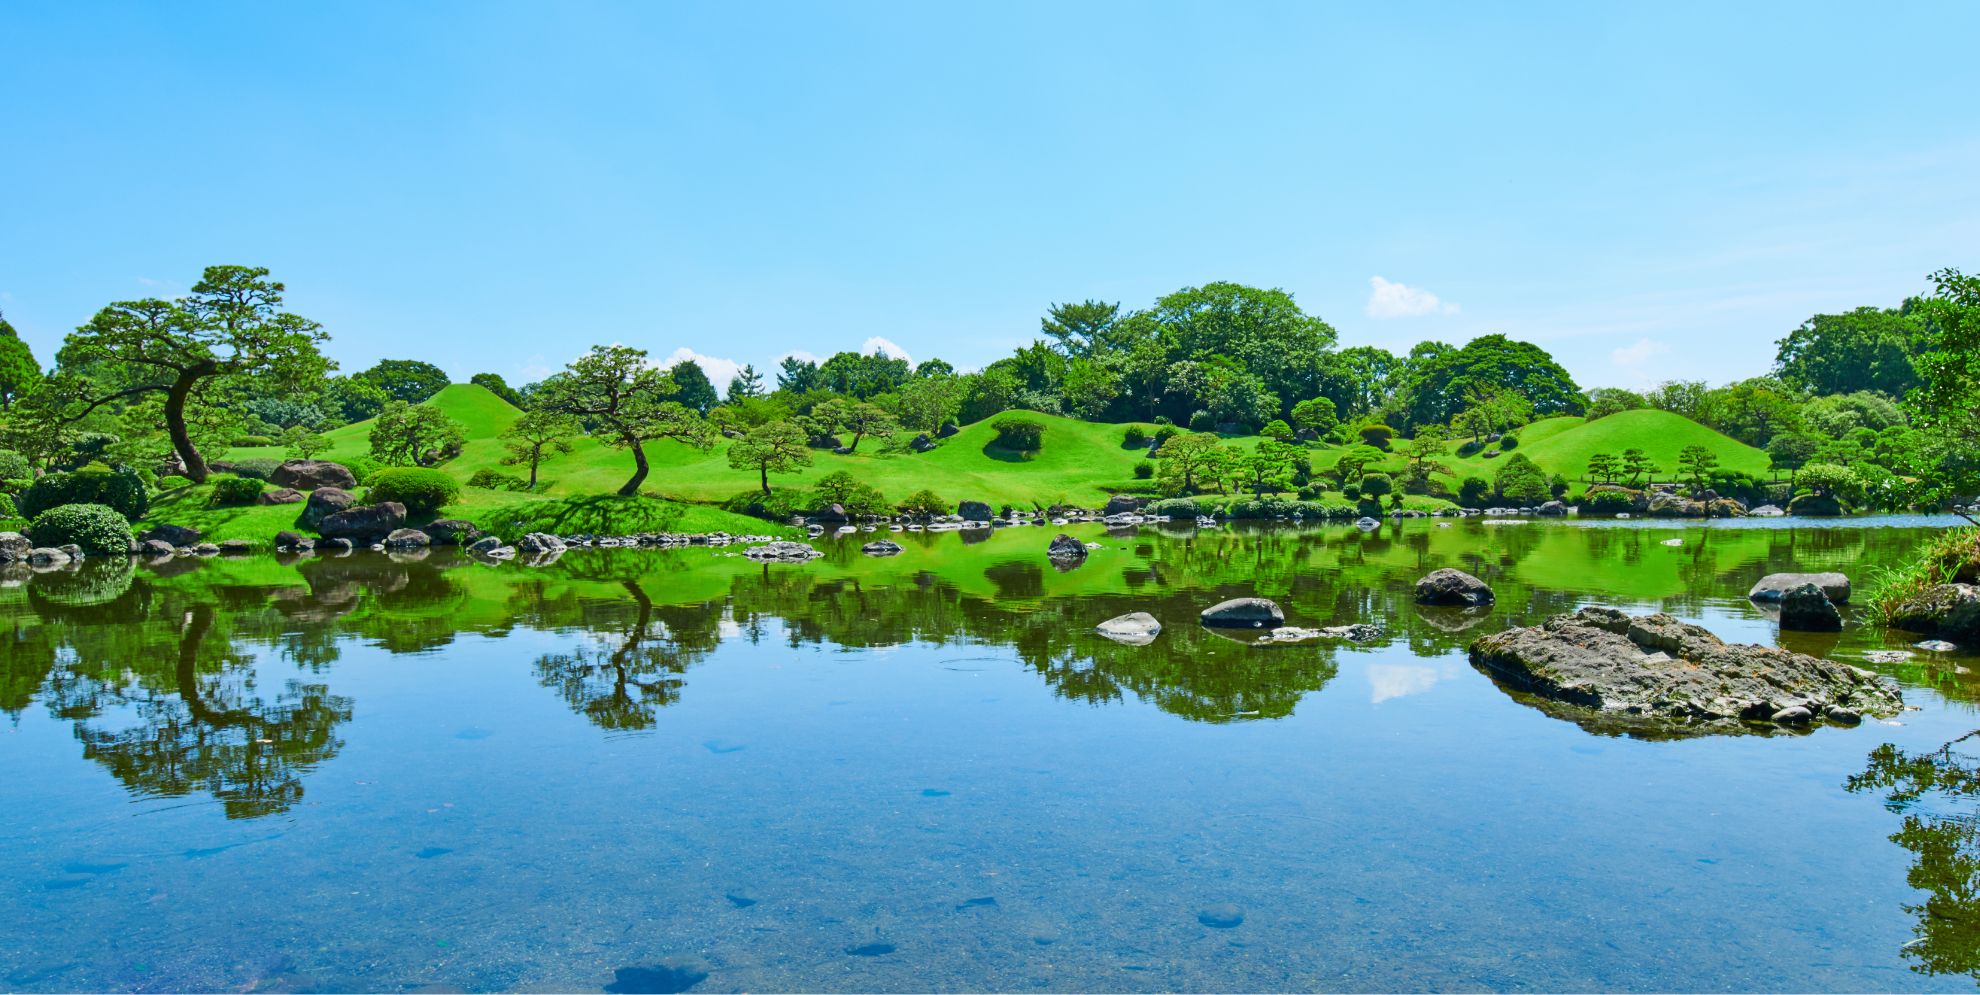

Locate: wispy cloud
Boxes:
[861,336,912,363]
[658,347,743,393]
[1611,337,1669,368]
[1365,276,1458,319]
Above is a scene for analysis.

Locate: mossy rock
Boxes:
[1787,493,1846,517]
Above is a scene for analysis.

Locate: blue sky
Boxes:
[3,1,1976,395]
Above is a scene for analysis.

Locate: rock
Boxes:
[273,530,310,550]
[0,532,29,562]
[138,539,176,557]
[271,459,358,491]
[1354,517,1379,530]
[1046,533,1088,560]
[1095,612,1162,645]
[1537,501,1568,517]
[318,502,408,542]
[1886,584,1980,643]
[319,538,355,553]
[423,519,482,545]
[909,433,937,453]
[300,487,356,530]
[257,487,306,506]
[384,528,431,549]
[467,535,506,555]
[56,544,83,559]
[26,547,70,566]
[1778,583,1844,632]
[1749,504,1786,517]
[743,540,823,561]
[1415,568,1495,607]
[217,539,254,555]
[517,532,567,555]
[1103,495,1142,516]
[1196,903,1245,929]
[1771,705,1814,725]
[1318,623,1383,642]
[140,524,202,547]
[1787,493,1846,517]
[1646,492,1705,517]
[1917,639,1961,653]
[1200,598,1285,629]
[190,543,221,556]
[958,500,992,522]
[807,434,841,449]
[832,446,853,456]
[1749,572,1851,604]
[935,422,960,439]
[1467,606,1904,736]
[862,539,904,556]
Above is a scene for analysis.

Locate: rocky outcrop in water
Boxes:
[1200,598,1285,628]
[958,500,993,522]
[1415,569,1494,606]
[1778,583,1843,631]
[319,502,408,543]
[301,487,356,530]
[743,540,822,561]
[1750,572,1850,604]
[1468,607,1902,737]
[0,532,29,562]
[862,539,904,556]
[1096,611,1162,645]
[141,524,201,547]
[384,528,431,549]
[1047,533,1088,561]
[1886,584,1980,644]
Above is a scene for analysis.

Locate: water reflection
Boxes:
[1848,731,1980,983]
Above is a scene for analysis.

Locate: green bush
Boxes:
[0,449,29,483]
[1261,420,1294,443]
[813,470,888,515]
[990,416,1046,452]
[231,434,275,447]
[1499,433,1520,451]
[223,458,284,481]
[1151,427,1179,451]
[343,454,385,485]
[1457,476,1490,507]
[1358,424,1395,451]
[27,503,134,554]
[1341,483,1362,501]
[1147,497,1210,517]
[1133,461,1155,480]
[467,468,529,491]
[366,467,461,513]
[0,493,14,518]
[1455,440,1485,458]
[1187,410,1217,432]
[900,488,947,517]
[1359,472,1394,497]
[1122,426,1148,448]
[209,474,266,506]
[722,487,812,522]
[1586,488,1638,514]
[17,464,148,522]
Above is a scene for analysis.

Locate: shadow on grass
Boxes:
[482,495,692,539]
[978,442,1039,464]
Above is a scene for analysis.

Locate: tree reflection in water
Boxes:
[533,580,721,731]
[1848,731,1980,982]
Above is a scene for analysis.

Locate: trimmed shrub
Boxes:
[1455,439,1484,458]
[1261,420,1294,443]
[1133,461,1155,480]
[1341,483,1362,501]
[0,493,14,518]
[900,489,947,518]
[1358,424,1395,451]
[1457,476,1490,507]
[223,458,284,481]
[0,449,30,483]
[366,467,461,513]
[990,416,1046,452]
[467,468,529,491]
[1122,426,1149,448]
[722,488,811,522]
[343,454,385,485]
[28,503,134,554]
[231,434,275,447]
[1586,488,1638,514]
[1549,474,1570,499]
[1359,472,1394,498]
[209,474,266,507]
[1499,433,1520,451]
[1146,497,1209,517]
[1152,415,1173,427]
[1150,427,1179,452]
[17,464,148,522]
[1187,409,1217,432]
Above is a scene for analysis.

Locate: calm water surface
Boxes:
[4,516,1979,993]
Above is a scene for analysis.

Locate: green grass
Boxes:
[1409,410,1770,484]
[1864,526,1977,623]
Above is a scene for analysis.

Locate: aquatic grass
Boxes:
[1865,526,1977,623]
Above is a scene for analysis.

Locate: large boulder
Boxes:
[518,532,567,555]
[1096,611,1163,645]
[862,539,904,556]
[300,487,356,530]
[958,500,993,522]
[1536,501,1568,517]
[1787,493,1846,517]
[1886,584,1980,644]
[0,532,32,562]
[423,519,483,546]
[217,539,254,556]
[257,487,306,506]
[318,502,408,542]
[743,540,822,561]
[383,528,432,549]
[1748,504,1786,517]
[140,524,202,547]
[1046,533,1088,561]
[935,422,960,439]
[138,538,176,557]
[1200,598,1285,629]
[271,459,358,491]
[1645,492,1705,518]
[909,434,937,453]
[1103,495,1142,516]
[1778,583,1843,632]
[1415,568,1495,607]
[273,530,312,552]
[1468,607,1902,736]
[1749,572,1851,605]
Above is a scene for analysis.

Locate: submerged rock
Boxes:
[1468,607,1902,737]
[1749,571,1851,604]
[1095,611,1162,645]
[862,539,904,556]
[1200,598,1285,628]
[1046,533,1088,560]
[743,540,823,561]
[1415,568,1495,607]
[1778,582,1843,632]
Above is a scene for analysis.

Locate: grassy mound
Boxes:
[1440,410,1769,482]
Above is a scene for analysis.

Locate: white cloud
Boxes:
[515,354,554,381]
[1365,276,1459,319]
[861,336,913,363]
[658,347,744,394]
[1610,337,1669,368]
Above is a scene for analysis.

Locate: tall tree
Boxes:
[1774,305,1928,397]
[775,355,820,393]
[726,420,812,494]
[534,345,714,496]
[0,311,41,410]
[368,400,466,466]
[55,265,329,482]
[1400,334,1581,428]
[499,408,580,489]
[469,372,523,406]
[664,359,720,414]
[726,364,766,400]
[1153,432,1225,495]
[1040,299,1121,357]
[355,359,450,404]
[1146,282,1337,416]
[1910,268,1980,517]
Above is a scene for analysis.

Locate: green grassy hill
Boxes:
[1434,409,1770,484]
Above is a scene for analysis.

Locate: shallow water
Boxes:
[3,516,1979,992]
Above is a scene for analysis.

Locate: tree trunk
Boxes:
[166,367,213,483]
[527,449,541,490]
[618,437,649,496]
[760,465,770,495]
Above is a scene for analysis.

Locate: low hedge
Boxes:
[28,503,135,554]
[210,474,266,506]
[365,467,460,513]
[17,464,148,521]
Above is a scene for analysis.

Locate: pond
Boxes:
[3,516,1979,993]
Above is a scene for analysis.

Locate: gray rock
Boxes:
[318,502,408,542]
[1103,495,1142,516]
[273,530,311,551]
[26,547,70,566]
[467,535,506,554]
[54,544,84,560]
[1096,612,1163,645]
[1917,639,1961,653]
[1468,606,1903,736]
[935,422,960,439]
[743,540,823,561]
[384,528,431,549]
[191,543,221,556]
[138,539,175,557]
[1319,623,1383,642]
[1778,582,1843,632]
[1749,504,1786,517]
[256,487,306,506]
[1415,568,1495,607]
[423,519,482,545]
[1749,572,1851,604]
[318,538,355,553]
[1537,500,1568,517]
[300,487,356,530]
[909,433,937,453]
[271,459,357,491]
[1200,598,1286,629]
[517,532,567,555]
[958,500,993,522]
[1887,584,1980,643]
[140,524,201,547]
[1355,517,1380,530]
[0,532,29,562]
[862,539,904,556]
[217,539,254,555]
[1046,533,1088,560]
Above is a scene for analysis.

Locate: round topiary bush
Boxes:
[1359,472,1395,497]
[1123,426,1148,448]
[1585,488,1639,514]
[1187,410,1217,432]
[990,416,1046,452]
[1499,433,1520,451]
[0,492,14,519]
[366,467,461,513]
[27,502,134,554]
[223,458,284,481]
[210,474,266,506]
[1133,460,1155,480]
[17,464,149,521]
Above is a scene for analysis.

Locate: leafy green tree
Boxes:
[1145,282,1337,416]
[664,359,720,414]
[369,400,465,467]
[727,420,812,494]
[499,408,580,489]
[1240,440,1299,495]
[1290,397,1338,438]
[1620,448,1659,485]
[323,375,390,423]
[1494,452,1550,504]
[1583,388,1645,420]
[1774,305,1928,397]
[1766,433,1818,484]
[1153,432,1225,495]
[726,364,766,400]
[891,372,964,431]
[355,359,449,404]
[1040,299,1121,357]
[0,311,41,410]
[1060,357,1123,420]
[469,372,523,406]
[283,425,330,460]
[1706,377,1803,446]
[1798,462,1864,502]
[776,355,820,394]
[1676,444,1719,489]
[812,470,887,514]
[914,358,955,378]
[1910,268,1980,517]
[1333,444,1385,484]
[1317,346,1402,419]
[816,350,911,398]
[1260,420,1294,443]
[1400,334,1580,428]
[1586,452,1620,483]
[534,345,715,496]
[54,265,330,482]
